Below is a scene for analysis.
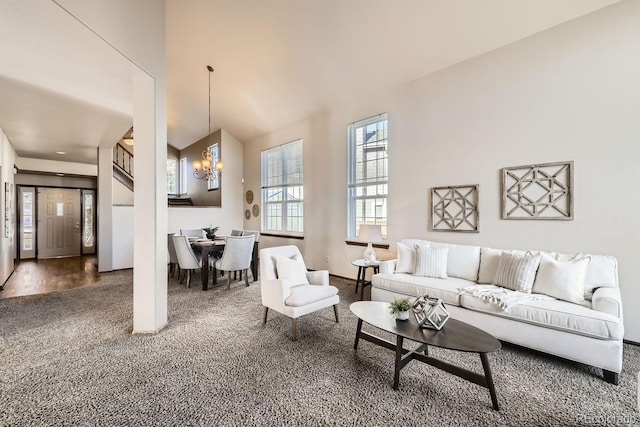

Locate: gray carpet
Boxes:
[0,271,638,427]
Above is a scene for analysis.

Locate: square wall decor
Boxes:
[431,185,479,232]
[502,161,573,220]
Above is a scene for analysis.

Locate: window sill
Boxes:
[345,240,389,250]
[261,233,304,240]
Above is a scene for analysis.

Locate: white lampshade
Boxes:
[358,224,382,243]
[358,224,382,262]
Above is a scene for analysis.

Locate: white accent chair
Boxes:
[172,235,202,288]
[180,228,206,238]
[260,245,339,341]
[212,235,256,289]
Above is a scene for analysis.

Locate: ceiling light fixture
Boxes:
[193,65,223,181]
[122,127,134,146]
[56,151,66,155]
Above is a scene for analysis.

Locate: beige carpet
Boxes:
[0,270,638,426]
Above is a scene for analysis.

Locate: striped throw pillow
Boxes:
[492,252,541,293]
[414,245,448,279]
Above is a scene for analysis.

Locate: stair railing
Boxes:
[113,143,133,179]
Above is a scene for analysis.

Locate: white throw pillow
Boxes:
[477,248,503,284]
[533,253,589,303]
[273,255,309,285]
[492,252,540,293]
[396,242,419,273]
[414,245,448,279]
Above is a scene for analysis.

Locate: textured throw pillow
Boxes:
[396,242,419,273]
[414,245,448,279]
[273,255,309,285]
[532,253,589,303]
[492,252,540,293]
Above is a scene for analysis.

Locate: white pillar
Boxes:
[132,66,167,333]
[97,145,113,272]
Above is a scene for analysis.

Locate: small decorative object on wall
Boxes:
[244,209,251,220]
[245,190,254,204]
[431,184,479,232]
[502,161,573,220]
[412,295,450,330]
[252,204,260,217]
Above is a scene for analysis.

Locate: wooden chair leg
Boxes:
[186,270,191,288]
[262,307,269,324]
[227,272,232,290]
[244,269,249,287]
[333,304,339,323]
[291,318,297,342]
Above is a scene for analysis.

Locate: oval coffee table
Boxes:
[350,301,501,410]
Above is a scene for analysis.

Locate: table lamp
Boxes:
[358,224,383,262]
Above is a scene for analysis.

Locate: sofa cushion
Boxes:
[492,251,540,293]
[460,293,623,340]
[372,273,467,306]
[442,243,480,282]
[555,253,618,300]
[396,242,418,274]
[285,284,338,307]
[414,245,448,278]
[478,248,503,284]
[532,253,589,304]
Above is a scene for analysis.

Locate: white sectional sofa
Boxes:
[371,239,624,384]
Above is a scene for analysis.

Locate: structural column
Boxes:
[132,66,168,333]
[97,145,113,273]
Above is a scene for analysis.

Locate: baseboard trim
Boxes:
[132,321,168,335]
[623,339,639,347]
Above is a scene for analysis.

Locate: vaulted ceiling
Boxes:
[0,0,620,165]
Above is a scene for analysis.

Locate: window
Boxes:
[167,158,177,194]
[207,143,220,190]
[347,114,388,239]
[261,139,304,235]
[179,157,187,195]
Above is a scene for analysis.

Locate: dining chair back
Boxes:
[168,233,180,279]
[180,228,206,238]
[213,235,256,289]
[172,235,202,288]
[230,229,244,236]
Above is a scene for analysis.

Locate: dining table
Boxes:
[190,237,259,291]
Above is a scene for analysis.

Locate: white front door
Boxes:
[37,188,81,258]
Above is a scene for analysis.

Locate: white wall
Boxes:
[169,130,244,235]
[0,127,16,284]
[15,158,97,176]
[113,178,134,205]
[112,205,134,269]
[244,2,640,341]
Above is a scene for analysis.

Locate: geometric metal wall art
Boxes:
[502,161,573,220]
[431,184,479,232]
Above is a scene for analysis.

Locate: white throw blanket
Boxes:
[458,284,554,312]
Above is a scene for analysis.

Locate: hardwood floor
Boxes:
[0,256,99,299]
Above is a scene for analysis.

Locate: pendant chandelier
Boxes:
[193,65,223,181]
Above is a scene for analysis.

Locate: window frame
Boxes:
[347,113,388,240]
[179,157,187,195]
[167,158,178,195]
[261,139,304,237]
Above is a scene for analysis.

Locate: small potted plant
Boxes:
[202,226,219,240]
[389,297,412,320]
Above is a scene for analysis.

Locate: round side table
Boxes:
[352,259,380,301]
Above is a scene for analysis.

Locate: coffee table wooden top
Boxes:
[350,301,501,353]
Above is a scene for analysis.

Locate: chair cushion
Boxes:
[285,285,338,307]
[273,255,309,285]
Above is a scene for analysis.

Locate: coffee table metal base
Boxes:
[354,318,500,410]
